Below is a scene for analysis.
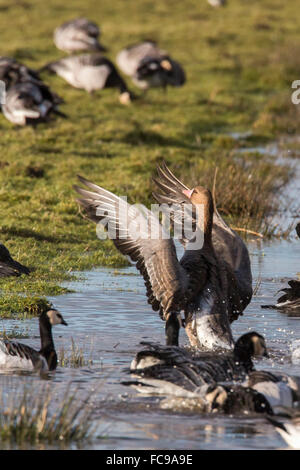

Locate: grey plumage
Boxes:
[42,54,132,104]
[54,18,106,53]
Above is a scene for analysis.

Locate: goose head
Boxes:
[234,331,268,362]
[160,59,186,87]
[205,384,228,412]
[43,309,68,327]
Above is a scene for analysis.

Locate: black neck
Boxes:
[233,346,254,372]
[39,314,57,370]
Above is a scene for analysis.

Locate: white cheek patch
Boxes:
[130,355,163,370]
[47,310,61,325]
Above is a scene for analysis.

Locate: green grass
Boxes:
[0,0,299,317]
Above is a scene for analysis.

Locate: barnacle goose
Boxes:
[116,40,185,90]
[0,309,67,371]
[42,54,133,104]
[54,18,107,53]
[124,334,300,415]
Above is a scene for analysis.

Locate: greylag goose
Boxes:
[267,411,300,449]
[54,18,106,53]
[116,40,185,90]
[1,80,65,126]
[261,224,300,313]
[74,162,252,350]
[42,54,132,104]
[0,309,67,371]
[0,244,30,277]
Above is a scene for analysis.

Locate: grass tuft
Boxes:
[0,382,95,446]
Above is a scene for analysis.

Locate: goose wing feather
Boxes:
[74,176,190,316]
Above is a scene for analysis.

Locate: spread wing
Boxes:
[74,176,189,317]
[152,162,253,319]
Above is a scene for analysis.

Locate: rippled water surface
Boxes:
[1,142,299,450]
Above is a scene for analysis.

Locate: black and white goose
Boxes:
[1,80,65,126]
[0,309,67,371]
[125,335,300,416]
[42,54,132,104]
[128,332,268,389]
[54,18,106,54]
[116,40,186,90]
[0,244,30,277]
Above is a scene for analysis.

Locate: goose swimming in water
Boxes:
[42,54,132,104]
[125,336,300,415]
[74,162,252,350]
[54,18,107,53]
[129,332,268,386]
[261,223,300,313]
[116,40,186,90]
[0,244,30,277]
[0,309,67,371]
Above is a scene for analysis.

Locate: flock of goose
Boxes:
[0,18,186,125]
[0,155,300,447]
[0,14,299,449]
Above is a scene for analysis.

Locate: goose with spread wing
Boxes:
[74,162,252,350]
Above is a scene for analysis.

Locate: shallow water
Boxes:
[0,142,299,450]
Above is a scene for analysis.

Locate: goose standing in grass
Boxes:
[261,223,300,313]
[54,18,106,53]
[42,54,133,104]
[0,244,30,277]
[0,309,67,371]
[267,412,300,449]
[74,162,252,349]
[116,40,186,90]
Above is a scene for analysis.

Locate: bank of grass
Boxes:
[0,0,299,317]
